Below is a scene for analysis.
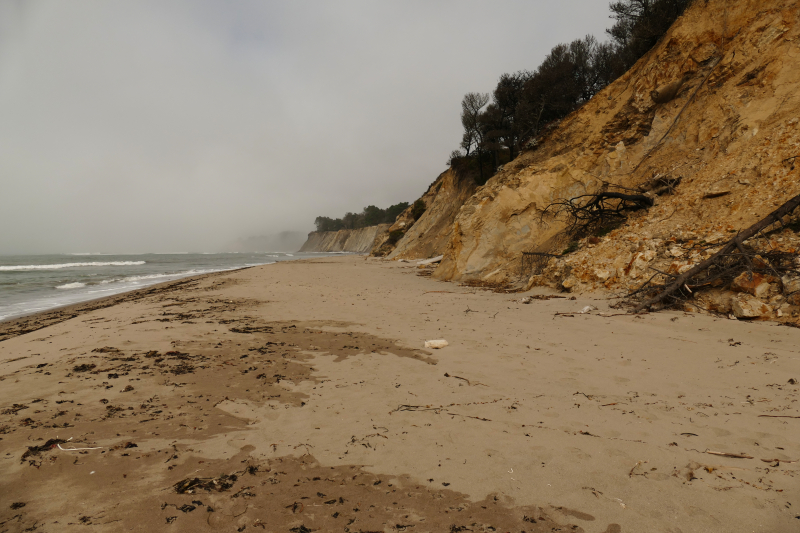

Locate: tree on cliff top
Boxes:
[450,0,694,181]
[607,0,694,75]
[314,202,409,232]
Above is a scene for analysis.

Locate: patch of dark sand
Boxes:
[220,319,436,364]
[0,319,431,453]
[1,444,605,532]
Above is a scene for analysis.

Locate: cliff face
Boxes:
[389,169,478,260]
[431,0,800,294]
[299,224,390,253]
[370,169,477,260]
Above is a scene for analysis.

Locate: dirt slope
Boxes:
[383,168,478,260]
[427,0,800,316]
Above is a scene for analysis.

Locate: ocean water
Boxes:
[0,252,339,322]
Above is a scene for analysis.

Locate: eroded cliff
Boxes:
[423,0,800,318]
[369,169,478,260]
[299,224,390,253]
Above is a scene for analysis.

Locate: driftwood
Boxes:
[633,193,800,312]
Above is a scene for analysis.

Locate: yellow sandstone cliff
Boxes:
[388,0,799,318]
[371,169,477,260]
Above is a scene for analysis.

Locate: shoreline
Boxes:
[0,251,344,334]
[0,255,797,532]
[0,267,250,341]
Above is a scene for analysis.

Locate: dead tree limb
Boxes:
[633,192,800,312]
[541,192,654,238]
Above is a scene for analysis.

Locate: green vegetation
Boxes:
[411,199,427,221]
[386,229,406,246]
[314,202,409,232]
[562,241,580,255]
[450,0,694,184]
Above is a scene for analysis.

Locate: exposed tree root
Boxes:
[542,192,654,238]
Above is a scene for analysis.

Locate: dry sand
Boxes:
[0,255,798,532]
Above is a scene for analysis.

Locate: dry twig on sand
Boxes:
[704,450,754,459]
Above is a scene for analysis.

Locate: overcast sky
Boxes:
[0,0,612,254]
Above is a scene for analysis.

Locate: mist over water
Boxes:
[0,252,338,321]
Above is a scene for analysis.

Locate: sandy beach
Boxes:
[0,255,798,532]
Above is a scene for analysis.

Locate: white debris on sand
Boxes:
[424,339,449,349]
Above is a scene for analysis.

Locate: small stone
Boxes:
[731,295,771,319]
[594,269,612,282]
[731,272,774,298]
[561,276,579,291]
[783,276,800,303]
[698,289,733,313]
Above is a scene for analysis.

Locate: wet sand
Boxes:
[0,255,798,532]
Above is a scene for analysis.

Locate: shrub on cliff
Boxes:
[386,229,405,246]
[411,199,427,221]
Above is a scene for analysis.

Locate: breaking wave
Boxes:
[0,261,146,271]
[121,270,206,282]
[56,282,86,289]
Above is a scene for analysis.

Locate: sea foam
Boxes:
[56,282,86,290]
[0,261,146,271]
[121,270,206,282]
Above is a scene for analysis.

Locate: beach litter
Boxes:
[424,339,449,349]
[57,442,103,451]
[417,255,443,266]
